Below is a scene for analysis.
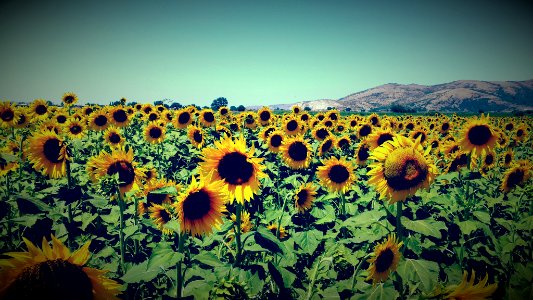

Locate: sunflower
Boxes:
[200,109,216,127]
[299,112,310,123]
[367,113,381,126]
[267,223,287,239]
[500,161,531,192]
[108,106,130,127]
[458,114,498,156]
[447,152,470,173]
[149,204,175,235]
[439,119,451,135]
[174,173,227,236]
[144,111,160,123]
[257,107,273,125]
[87,147,143,194]
[318,137,335,156]
[104,126,124,147]
[355,141,371,165]
[366,234,403,285]
[336,135,351,150]
[199,136,266,204]
[138,178,179,215]
[218,106,230,117]
[144,121,166,144]
[61,92,78,106]
[82,105,95,117]
[88,110,110,131]
[480,149,497,170]
[441,140,460,158]
[27,131,67,178]
[294,182,318,213]
[0,235,121,299]
[0,155,18,176]
[0,102,19,128]
[279,136,312,169]
[292,105,302,114]
[366,128,396,150]
[13,107,31,129]
[187,125,205,148]
[243,113,257,129]
[443,270,497,300]
[514,124,528,143]
[230,210,252,233]
[316,156,356,194]
[216,125,232,139]
[30,99,49,118]
[501,149,514,167]
[410,128,428,144]
[368,135,438,204]
[267,130,284,153]
[259,125,276,142]
[357,123,373,139]
[65,119,85,139]
[312,126,330,141]
[174,109,193,129]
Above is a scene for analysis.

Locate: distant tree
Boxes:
[170,102,183,109]
[127,101,137,106]
[344,107,352,112]
[154,100,164,106]
[237,105,246,111]
[109,100,121,106]
[211,97,228,111]
[230,105,238,111]
[304,106,312,111]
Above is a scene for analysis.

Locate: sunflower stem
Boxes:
[396,201,403,248]
[117,189,127,276]
[234,202,242,267]
[350,251,372,292]
[65,157,75,248]
[176,232,186,299]
[340,192,346,218]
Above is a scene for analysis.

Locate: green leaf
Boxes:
[457,220,478,235]
[401,217,446,238]
[75,212,98,231]
[193,252,226,268]
[16,194,51,212]
[11,215,40,227]
[183,280,213,299]
[355,282,399,300]
[148,243,183,270]
[150,185,178,195]
[254,226,286,255]
[344,210,386,228]
[473,211,490,224]
[163,220,180,233]
[293,229,323,254]
[397,259,439,292]
[121,261,161,283]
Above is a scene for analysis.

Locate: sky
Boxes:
[1,0,532,107]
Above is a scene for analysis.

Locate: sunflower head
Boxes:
[0,235,121,299]
[267,130,284,153]
[27,130,67,178]
[257,107,273,125]
[65,119,85,139]
[199,136,267,204]
[294,182,318,213]
[500,160,531,192]
[89,110,110,131]
[366,128,396,150]
[279,136,312,169]
[61,92,78,106]
[174,173,227,236]
[144,121,166,144]
[366,234,403,285]
[312,126,330,141]
[109,106,130,127]
[200,109,216,127]
[87,147,142,194]
[104,126,124,147]
[317,156,356,194]
[267,223,287,239]
[443,270,497,300]
[458,114,498,156]
[31,99,49,117]
[149,204,175,235]
[187,125,205,148]
[355,141,371,165]
[174,109,193,129]
[318,137,335,157]
[0,102,19,128]
[368,135,438,204]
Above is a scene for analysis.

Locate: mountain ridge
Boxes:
[249,79,533,112]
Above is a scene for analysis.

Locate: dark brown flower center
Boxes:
[260,111,271,121]
[63,96,75,104]
[148,113,158,121]
[147,192,168,206]
[413,131,426,143]
[357,144,370,161]
[328,165,350,184]
[505,170,524,190]
[84,107,93,116]
[193,131,203,143]
[107,160,135,187]
[441,123,449,131]
[149,127,162,139]
[5,259,93,300]
[94,115,108,126]
[359,125,371,137]
[203,112,215,123]
[70,125,82,135]
[484,154,494,165]
[43,138,64,163]
[56,115,67,124]
[505,123,513,131]
[109,133,121,144]
[296,189,309,206]
[287,120,298,131]
[370,116,378,125]
[504,153,512,164]
[467,125,491,145]
[516,129,524,137]
[288,141,308,161]
[384,150,428,190]
[113,110,127,123]
[375,248,394,273]
[321,140,333,153]
[158,208,172,223]
[270,135,282,147]
[377,133,394,146]
[182,189,211,220]
[338,138,349,148]
[36,105,47,115]
[178,112,190,124]
[217,152,254,185]
[220,108,228,115]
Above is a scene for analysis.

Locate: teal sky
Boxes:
[1,0,532,107]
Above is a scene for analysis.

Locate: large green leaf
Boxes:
[193,252,226,268]
[457,220,478,235]
[148,243,183,270]
[183,280,213,299]
[354,282,398,300]
[293,229,323,254]
[401,217,446,238]
[397,259,439,292]
[344,210,386,228]
[254,226,286,254]
[121,261,161,283]
[473,211,490,224]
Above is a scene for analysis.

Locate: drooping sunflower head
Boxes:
[317,156,356,194]
[139,178,179,215]
[336,135,351,150]
[312,126,330,141]
[294,182,318,213]
[61,92,78,106]
[200,109,216,127]
[104,126,124,147]
[458,114,498,156]
[0,235,121,299]
[355,141,371,165]
[368,135,438,204]
[87,147,142,194]
[279,135,312,169]
[174,173,227,236]
[267,223,287,239]
[500,160,531,192]
[27,130,67,178]
[200,135,267,204]
[366,233,403,285]
[267,130,284,153]
[257,107,273,125]
[318,137,335,157]
[443,270,497,300]
[144,121,166,144]
[187,125,205,148]
[65,119,85,139]
[149,204,175,235]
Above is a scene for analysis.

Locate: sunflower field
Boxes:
[0,95,532,299]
